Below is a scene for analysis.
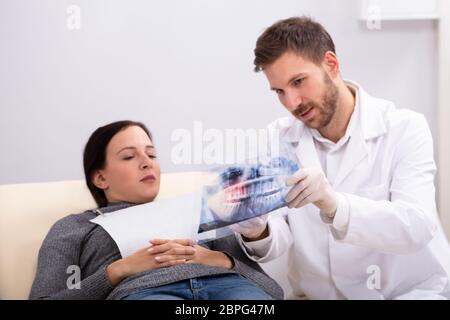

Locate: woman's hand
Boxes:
[186,245,234,269]
[150,239,234,270]
[106,239,196,286]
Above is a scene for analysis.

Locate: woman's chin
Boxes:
[138,191,159,203]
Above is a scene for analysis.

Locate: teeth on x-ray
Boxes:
[225,177,278,202]
[198,157,299,233]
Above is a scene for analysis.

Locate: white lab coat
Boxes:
[239,81,450,299]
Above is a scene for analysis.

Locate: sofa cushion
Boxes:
[0,172,214,299]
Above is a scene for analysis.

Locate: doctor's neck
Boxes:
[318,80,356,143]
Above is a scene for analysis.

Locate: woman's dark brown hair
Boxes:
[83,120,152,208]
[253,16,336,72]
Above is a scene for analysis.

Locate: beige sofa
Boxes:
[0,172,290,300]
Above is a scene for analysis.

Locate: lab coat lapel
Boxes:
[331,125,368,189]
[331,81,387,189]
[294,128,322,170]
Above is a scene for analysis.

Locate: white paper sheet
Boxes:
[90,193,203,257]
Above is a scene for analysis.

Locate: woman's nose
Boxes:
[140,155,153,170]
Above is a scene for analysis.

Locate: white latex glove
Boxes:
[285,167,337,217]
[230,214,269,240]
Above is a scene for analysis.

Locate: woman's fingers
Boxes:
[150,239,197,246]
[147,243,166,254]
[147,242,175,254]
[147,242,182,254]
[154,254,193,263]
[163,246,196,256]
[148,242,197,255]
[156,259,187,268]
[150,239,169,245]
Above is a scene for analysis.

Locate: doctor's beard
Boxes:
[293,71,339,129]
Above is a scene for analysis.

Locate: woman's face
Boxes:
[93,125,161,204]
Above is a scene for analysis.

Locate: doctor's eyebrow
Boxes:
[116,145,154,154]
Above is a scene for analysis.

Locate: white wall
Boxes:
[437,0,450,241]
[0,0,438,184]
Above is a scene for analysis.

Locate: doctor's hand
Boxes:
[230,214,269,242]
[285,167,337,217]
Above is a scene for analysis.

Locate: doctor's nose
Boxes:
[283,92,302,112]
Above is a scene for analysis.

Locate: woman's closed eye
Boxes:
[123,154,156,161]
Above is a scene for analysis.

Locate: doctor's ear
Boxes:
[322,51,340,79]
[92,171,109,190]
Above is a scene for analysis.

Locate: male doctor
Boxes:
[234,16,450,299]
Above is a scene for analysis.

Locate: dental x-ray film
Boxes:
[198,156,299,234]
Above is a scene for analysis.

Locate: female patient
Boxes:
[29,120,283,300]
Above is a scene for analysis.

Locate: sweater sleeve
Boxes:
[29,215,115,300]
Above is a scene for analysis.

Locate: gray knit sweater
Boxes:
[29,202,283,300]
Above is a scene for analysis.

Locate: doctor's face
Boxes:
[264,51,338,129]
[93,125,161,204]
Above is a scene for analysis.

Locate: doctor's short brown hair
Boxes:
[253,16,336,72]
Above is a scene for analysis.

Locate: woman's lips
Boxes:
[140,174,156,182]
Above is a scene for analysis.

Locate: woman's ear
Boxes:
[322,51,340,79]
[92,171,109,190]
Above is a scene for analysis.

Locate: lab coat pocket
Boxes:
[358,183,390,201]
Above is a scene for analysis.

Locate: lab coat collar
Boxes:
[350,80,388,140]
